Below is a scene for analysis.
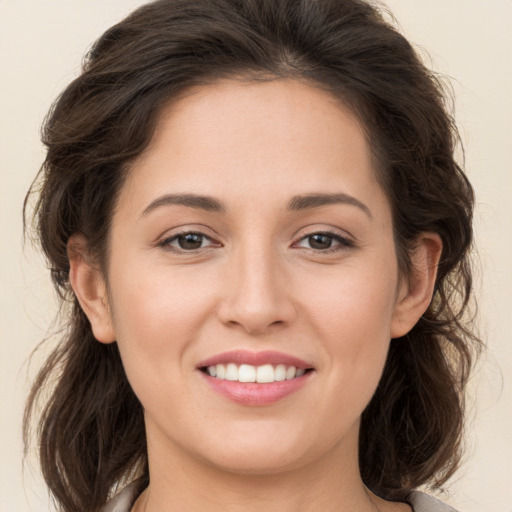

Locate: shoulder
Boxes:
[409,491,460,512]
[101,481,141,512]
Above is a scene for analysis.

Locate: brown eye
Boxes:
[177,233,205,250]
[308,234,335,250]
[295,232,354,252]
[161,231,216,252]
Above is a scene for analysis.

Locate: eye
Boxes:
[295,232,353,252]
[159,231,217,252]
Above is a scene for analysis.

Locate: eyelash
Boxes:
[294,230,355,253]
[158,230,354,254]
[158,231,219,252]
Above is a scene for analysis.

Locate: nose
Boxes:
[217,243,297,335]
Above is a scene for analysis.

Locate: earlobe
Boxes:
[390,233,443,339]
[67,234,116,344]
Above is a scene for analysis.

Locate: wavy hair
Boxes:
[24,0,480,510]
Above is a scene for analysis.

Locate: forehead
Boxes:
[119,78,388,219]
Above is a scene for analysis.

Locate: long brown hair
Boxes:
[24,0,480,510]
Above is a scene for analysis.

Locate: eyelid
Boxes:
[292,228,356,253]
[293,223,356,241]
[157,227,222,253]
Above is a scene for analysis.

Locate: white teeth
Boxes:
[215,364,225,379]
[286,366,296,380]
[256,364,274,383]
[206,363,308,383]
[238,364,256,382]
[225,363,238,381]
[275,364,287,381]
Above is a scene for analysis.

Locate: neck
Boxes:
[134,429,388,512]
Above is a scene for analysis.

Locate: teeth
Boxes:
[205,363,308,383]
[239,364,256,382]
[225,363,238,381]
[286,366,296,380]
[256,364,274,383]
[216,364,226,379]
[275,364,287,382]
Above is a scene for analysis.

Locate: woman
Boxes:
[23,0,480,511]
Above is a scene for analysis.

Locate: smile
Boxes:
[197,350,314,405]
[203,363,307,383]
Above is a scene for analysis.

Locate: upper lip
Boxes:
[197,350,314,370]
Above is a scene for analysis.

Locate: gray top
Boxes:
[101,483,460,512]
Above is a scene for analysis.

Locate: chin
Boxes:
[188,424,326,476]
[204,446,308,476]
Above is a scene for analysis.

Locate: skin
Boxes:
[69,78,441,512]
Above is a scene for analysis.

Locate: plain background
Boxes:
[1,1,511,511]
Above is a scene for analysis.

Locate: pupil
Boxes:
[179,233,203,249]
[309,234,332,249]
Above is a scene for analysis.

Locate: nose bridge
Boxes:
[219,232,294,334]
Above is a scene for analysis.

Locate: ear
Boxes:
[67,234,116,344]
[390,233,443,339]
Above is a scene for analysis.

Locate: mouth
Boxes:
[200,363,312,383]
[197,350,315,405]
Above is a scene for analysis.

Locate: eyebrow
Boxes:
[142,193,226,216]
[287,193,372,218]
[141,192,371,218]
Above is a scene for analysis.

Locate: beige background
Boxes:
[1,1,511,511]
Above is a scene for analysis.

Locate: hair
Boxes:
[24,0,480,510]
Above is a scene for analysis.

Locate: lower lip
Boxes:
[199,371,313,406]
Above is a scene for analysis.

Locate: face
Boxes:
[79,79,426,477]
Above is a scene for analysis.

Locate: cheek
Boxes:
[304,255,398,341]
[300,258,398,404]
[107,263,216,388]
